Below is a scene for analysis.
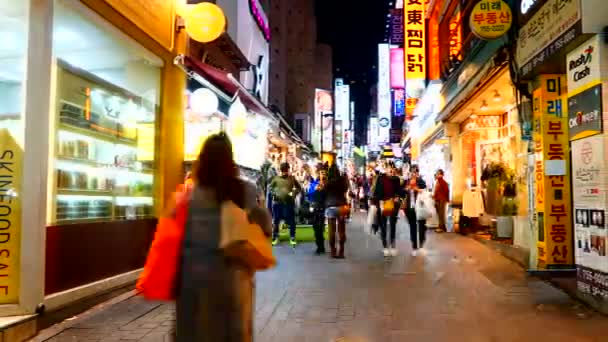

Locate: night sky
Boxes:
[316,0,392,145]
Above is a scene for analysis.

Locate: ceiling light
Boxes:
[480,100,488,111]
[493,90,501,102]
[470,110,478,119]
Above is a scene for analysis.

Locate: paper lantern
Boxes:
[190,88,219,115]
[228,98,248,138]
[183,3,226,43]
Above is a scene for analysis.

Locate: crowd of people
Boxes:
[138,133,451,340]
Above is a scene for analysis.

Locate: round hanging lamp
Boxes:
[183,3,226,43]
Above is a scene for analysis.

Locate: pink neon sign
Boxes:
[249,0,270,41]
[390,48,404,89]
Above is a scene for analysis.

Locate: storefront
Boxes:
[515,0,608,312]
[0,0,187,319]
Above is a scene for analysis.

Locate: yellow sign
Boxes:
[0,129,21,304]
[404,0,426,80]
[100,0,175,51]
[533,75,573,269]
[469,0,512,40]
[137,123,155,161]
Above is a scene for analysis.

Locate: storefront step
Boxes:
[0,283,136,342]
[469,233,530,269]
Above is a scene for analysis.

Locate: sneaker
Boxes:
[390,248,398,257]
[383,248,390,257]
[418,247,426,256]
[411,250,417,257]
[272,238,279,246]
[290,238,297,247]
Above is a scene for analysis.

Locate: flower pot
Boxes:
[496,216,514,238]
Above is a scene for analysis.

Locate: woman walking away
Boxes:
[433,169,450,233]
[176,133,274,341]
[373,163,404,257]
[404,165,428,256]
[325,163,350,258]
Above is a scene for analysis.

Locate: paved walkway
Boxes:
[33,214,608,341]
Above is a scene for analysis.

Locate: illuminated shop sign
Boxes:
[390,48,405,89]
[249,0,270,41]
[469,0,512,40]
[394,89,405,117]
[390,9,404,45]
[377,44,391,143]
[404,0,426,120]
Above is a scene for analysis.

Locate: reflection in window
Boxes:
[49,0,163,224]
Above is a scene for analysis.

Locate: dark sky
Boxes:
[316,0,392,144]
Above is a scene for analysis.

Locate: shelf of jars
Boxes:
[51,99,155,224]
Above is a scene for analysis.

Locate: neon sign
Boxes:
[249,0,270,41]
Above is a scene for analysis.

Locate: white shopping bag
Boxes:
[366,205,378,234]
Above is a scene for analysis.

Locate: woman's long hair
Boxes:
[195,133,244,205]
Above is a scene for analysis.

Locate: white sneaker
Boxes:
[418,248,426,256]
[383,248,390,257]
[411,250,417,257]
[390,248,398,256]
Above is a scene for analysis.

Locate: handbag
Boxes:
[136,190,190,301]
[415,192,432,220]
[381,200,395,216]
[220,201,276,271]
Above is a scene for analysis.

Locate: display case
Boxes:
[49,62,157,224]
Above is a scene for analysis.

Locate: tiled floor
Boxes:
[34,214,607,341]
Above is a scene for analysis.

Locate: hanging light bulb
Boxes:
[493,90,502,102]
[183,2,226,43]
[480,100,489,111]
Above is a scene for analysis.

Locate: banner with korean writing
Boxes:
[390,8,404,46]
[0,129,21,304]
[469,0,512,40]
[404,0,426,121]
[533,75,573,269]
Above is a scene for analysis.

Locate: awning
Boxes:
[176,55,307,147]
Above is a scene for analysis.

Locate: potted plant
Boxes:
[481,162,518,238]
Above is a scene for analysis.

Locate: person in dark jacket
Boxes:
[307,164,327,255]
[373,163,404,257]
[404,165,428,256]
[325,163,349,258]
[269,162,302,247]
[433,169,450,233]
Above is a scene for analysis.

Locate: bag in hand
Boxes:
[137,190,189,301]
[220,201,276,271]
[415,192,434,220]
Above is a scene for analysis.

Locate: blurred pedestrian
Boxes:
[404,165,428,256]
[308,164,328,255]
[175,133,274,341]
[325,163,349,258]
[269,162,302,247]
[433,169,450,233]
[373,163,403,257]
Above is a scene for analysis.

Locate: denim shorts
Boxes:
[325,206,340,218]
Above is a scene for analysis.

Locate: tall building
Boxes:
[269,0,332,143]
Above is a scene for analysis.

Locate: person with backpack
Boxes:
[269,162,302,247]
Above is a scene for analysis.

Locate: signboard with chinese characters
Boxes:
[469,0,512,40]
[377,44,391,143]
[390,9,404,46]
[517,0,581,77]
[532,75,573,269]
[404,0,426,120]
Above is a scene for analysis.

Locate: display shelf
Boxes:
[56,156,154,175]
[59,122,137,147]
[57,188,113,196]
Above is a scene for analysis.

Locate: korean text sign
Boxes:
[533,75,573,268]
[469,0,512,40]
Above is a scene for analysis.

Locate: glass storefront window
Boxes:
[48,0,163,224]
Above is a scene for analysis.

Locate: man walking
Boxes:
[307,164,327,255]
[270,162,302,247]
[433,169,450,233]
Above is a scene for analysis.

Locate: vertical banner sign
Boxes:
[533,75,573,269]
[377,44,391,143]
[315,89,334,152]
[0,129,21,304]
[404,0,426,120]
[390,48,405,89]
[394,89,406,117]
[390,9,404,45]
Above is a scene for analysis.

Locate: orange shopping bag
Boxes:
[136,190,189,301]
